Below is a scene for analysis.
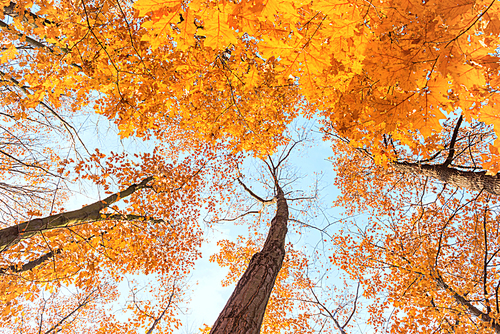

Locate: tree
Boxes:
[3,0,500,169]
[134,0,500,329]
[205,135,362,334]
[0,1,239,330]
[210,151,290,333]
[328,118,500,333]
[2,0,500,333]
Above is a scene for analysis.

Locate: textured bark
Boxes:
[210,186,288,334]
[392,162,500,196]
[0,176,152,252]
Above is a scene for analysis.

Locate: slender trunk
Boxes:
[434,275,500,333]
[392,162,500,196]
[0,176,152,252]
[210,186,288,334]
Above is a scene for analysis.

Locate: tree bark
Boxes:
[0,176,152,252]
[392,162,500,196]
[210,186,288,334]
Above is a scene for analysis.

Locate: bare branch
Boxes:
[43,289,98,334]
[145,284,176,334]
[342,281,360,329]
[309,287,347,334]
[0,148,60,178]
[215,210,261,223]
[237,178,275,204]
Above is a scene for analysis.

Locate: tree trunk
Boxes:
[392,162,500,196]
[0,176,152,252]
[210,186,288,334]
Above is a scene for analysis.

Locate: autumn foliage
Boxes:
[1,0,500,332]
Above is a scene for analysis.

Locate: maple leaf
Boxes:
[436,0,474,22]
[202,9,239,50]
[0,44,17,63]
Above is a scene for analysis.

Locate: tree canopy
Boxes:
[1,0,500,333]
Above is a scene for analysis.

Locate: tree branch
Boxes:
[0,148,60,178]
[237,178,275,204]
[392,162,500,196]
[443,115,463,167]
[145,283,176,334]
[215,210,261,222]
[43,289,98,334]
[0,213,163,274]
[435,273,500,333]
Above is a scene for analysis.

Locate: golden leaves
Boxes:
[329,132,500,331]
[134,0,183,17]
[476,95,500,151]
[175,9,198,50]
[425,75,453,109]
[3,0,500,333]
[447,61,487,89]
[260,0,296,21]
[485,16,500,35]
[310,0,356,18]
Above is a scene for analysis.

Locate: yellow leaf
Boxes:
[0,44,17,64]
[245,66,261,88]
[449,62,486,88]
[133,0,182,17]
[203,10,238,50]
[172,9,198,50]
[478,96,500,147]
[310,0,356,17]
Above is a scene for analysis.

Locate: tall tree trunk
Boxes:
[392,162,500,196]
[210,186,288,334]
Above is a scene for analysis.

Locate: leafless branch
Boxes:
[215,210,261,222]
[43,289,98,334]
[237,178,275,204]
[145,284,176,334]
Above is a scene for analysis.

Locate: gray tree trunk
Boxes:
[0,176,152,252]
[392,162,500,196]
[210,186,288,334]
